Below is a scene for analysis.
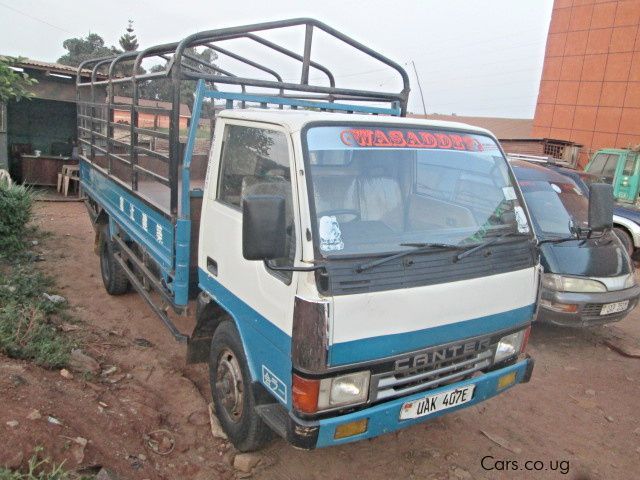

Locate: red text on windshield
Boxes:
[340,128,484,152]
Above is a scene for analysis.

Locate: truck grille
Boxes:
[370,348,495,403]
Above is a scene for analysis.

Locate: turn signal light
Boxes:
[292,374,320,414]
[334,419,368,439]
[497,371,517,390]
[540,299,579,313]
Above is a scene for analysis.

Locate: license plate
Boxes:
[399,385,475,420]
[600,300,629,315]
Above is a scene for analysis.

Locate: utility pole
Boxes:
[411,60,427,116]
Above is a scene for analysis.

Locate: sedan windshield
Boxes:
[305,125,530,257]
[518,178,588,238]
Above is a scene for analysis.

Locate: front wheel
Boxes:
[209,321,272,452]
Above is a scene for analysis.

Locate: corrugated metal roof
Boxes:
[408,114,533,140]
[0,55,95,77]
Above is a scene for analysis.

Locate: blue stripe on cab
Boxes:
[329,304,535,366]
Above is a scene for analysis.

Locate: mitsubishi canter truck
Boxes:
[76,19,539,451]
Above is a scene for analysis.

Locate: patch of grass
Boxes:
[0,259,74,368]
[0,451,85,480]
[0,183,75,368]
[0,183,34,256]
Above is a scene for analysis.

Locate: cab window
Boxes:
[623,154,637,176]
[602,154,619,179]
[589,153,609,174]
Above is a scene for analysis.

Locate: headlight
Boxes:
[495,328,528,363]
[318,371,370,409]
[624,273,637,289]
[541,274,607,293]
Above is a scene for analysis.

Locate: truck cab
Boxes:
[198,109,539,448]
[76,19,539,451]
[585,148,640,203]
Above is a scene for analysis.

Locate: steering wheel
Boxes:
[317,209,361,222]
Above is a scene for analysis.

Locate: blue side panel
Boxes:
[202,89,402,116]
[198,268,293,408]
[173,219,190,305]
[328,304,535,366]
[80,160,174,273]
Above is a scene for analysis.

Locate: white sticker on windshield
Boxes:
[502,186,517,201]
[514,206,530,233]
[319,216,344,252]
[551,183,561,193]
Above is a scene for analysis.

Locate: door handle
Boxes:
[207,257,218,276]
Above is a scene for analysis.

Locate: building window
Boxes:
[543,142,565,160]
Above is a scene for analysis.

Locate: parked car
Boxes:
[546,164,640,257]
[510,160,640,327]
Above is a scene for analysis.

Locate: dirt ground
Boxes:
[1,200,640,480]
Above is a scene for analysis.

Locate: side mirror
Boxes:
[242,195,287,261]
[588,183,614,232]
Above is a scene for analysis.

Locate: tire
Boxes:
[614,227,634,257]
[99,227,130,295]
[209,321,272,452]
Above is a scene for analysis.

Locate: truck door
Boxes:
[613,152,640,203]
[199,120,299,402]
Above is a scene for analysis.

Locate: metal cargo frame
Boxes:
[76,18,410,339]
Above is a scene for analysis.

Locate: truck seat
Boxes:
[358,176,404,231]
[311,175,359,222]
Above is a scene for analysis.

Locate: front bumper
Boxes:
[274,357,533,449]
[537,285,640,327]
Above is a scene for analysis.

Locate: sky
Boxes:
[0,0,554,118]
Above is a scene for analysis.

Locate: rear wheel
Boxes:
[614,227,634,257]
[209,321,271,452]
[99,227,130,295]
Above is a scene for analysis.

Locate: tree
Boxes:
[57,33,119,67]
[0,57,37,103]
[119,20,139,52]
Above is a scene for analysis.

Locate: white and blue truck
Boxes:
[76,19,541,451]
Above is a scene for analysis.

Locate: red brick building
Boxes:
[533,0,640,167]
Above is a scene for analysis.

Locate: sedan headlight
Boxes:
[495,328,529,363]
[623,273,637,289]
[318,371,370,409]
[541,273,607,293]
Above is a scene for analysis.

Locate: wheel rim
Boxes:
[216,348,244,423]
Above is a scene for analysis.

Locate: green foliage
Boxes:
[0,183,34,255]
[0,260,74,368]
[0,183,74,368]
[0,451,80,479]
[0,57,38,103]
[57,33,120,67]
[119,20,139,52]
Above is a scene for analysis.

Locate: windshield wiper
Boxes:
[356,242,462,273]
[455,231,529,261]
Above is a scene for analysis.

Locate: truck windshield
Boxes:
[518,179,588,238]
[304,125,530,257]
